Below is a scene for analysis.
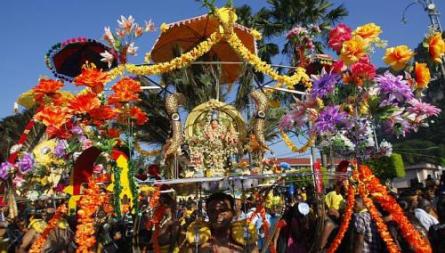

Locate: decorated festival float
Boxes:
[0,1,444,252]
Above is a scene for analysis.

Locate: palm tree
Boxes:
[0,108,45,162]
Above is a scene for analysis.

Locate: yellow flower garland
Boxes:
[105,7,311,91]
[107,31,223,79]
[226,32,311,89]
[279,130,316,153]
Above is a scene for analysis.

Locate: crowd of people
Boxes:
[0,173,443,253]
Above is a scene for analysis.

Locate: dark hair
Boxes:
[418,199,432,211]
[206,192,235,211]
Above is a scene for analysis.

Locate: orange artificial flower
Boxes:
[108,78,142,104]
[413,62,431,89]
[52,92,74,106]
[358,165,432,253]
[383,45,414,71]
[130,107,148,125]
[34,106,70,128]
[75,178,111,253]
[33,79,64,102]
[68,92,101,114]
[353,23,382,41]
[327,183,355,253]
[89,105,117,125]
[73,64,110,93]
[340,36,368,65]
[426,32,445,63]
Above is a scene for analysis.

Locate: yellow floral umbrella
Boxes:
[150,8,257,84]
[16,89,74,109]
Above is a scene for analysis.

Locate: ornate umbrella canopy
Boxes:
[45,38,118,81]
[150,9,257,84]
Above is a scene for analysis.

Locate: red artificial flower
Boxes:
[346,57,376,86]
[108,78,142,104]
[331,60,346,74]
[130,107,148,125]
[328,23,352,53]
[73,65,110,93]
[68,92,101,114]
[106,128,121,138]
[46,125,73,139]
[88,105,117,125]
[34,106,71,128]
[33,79,64,102]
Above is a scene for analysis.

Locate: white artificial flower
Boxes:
[73,152,82,161]
[117,15,135,33]
[368,87,379,96]
[127,42,138,56]
[144,19,156,32]
[103,26,115,44]
[100,50,114,68]
[26,191,39,201]
[379,140,393,157]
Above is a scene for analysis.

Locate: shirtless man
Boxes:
[189,192,258,253]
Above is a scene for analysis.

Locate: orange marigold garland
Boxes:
[358,165,432,253]
[357,181,400,253]
[75,177,111,253]
[29,204,68,253]
[326,183,355,253]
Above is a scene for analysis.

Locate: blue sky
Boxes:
[0,0,443,157]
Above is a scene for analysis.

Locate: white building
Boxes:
[392,163,444,189]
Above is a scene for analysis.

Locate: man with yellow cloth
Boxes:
[186,192,259,253]
[319,181,347,251]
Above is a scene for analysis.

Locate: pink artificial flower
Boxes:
[408,99,441,119]
[328,23,352,53]
[93,164,104,174]
[13,174,25,188]
[287,26,308,39]
[81,138,93,150]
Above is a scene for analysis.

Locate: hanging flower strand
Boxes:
[326,183,355,253]
[358,165,432,253]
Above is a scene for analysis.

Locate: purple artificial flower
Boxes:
[280,103,309,130]
[407,99,441,118]
[383,110,412,137]
[310,72,341,99]
[54,140,67,158]
[279,114,294,130]
[0,162,13,180]
[71,125,83,135]
[17,153,34,174]
[314,105,349,134]
[375,72,414,106]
